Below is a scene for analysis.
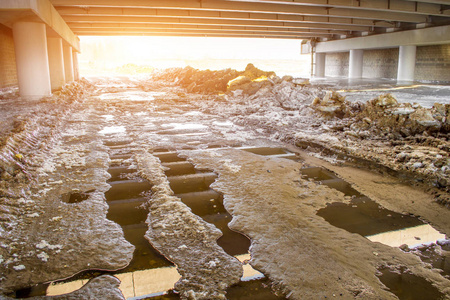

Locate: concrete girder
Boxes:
[69,27,333,37]
[315,24,450,52]
[55,7,395,28]
[232,0,450,17]
[70,31,312,38]
[403,0,450,5]
[66,23,349,36]
[62,15,371,32]
[50,0,430,23]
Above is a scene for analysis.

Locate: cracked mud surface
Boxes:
[0,72,449,299]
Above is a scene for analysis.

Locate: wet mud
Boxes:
[0,72,449,299]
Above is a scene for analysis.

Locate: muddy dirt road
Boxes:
[0,75,449,299]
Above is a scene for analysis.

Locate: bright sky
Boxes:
[79,36,310,76]
[81,36,303,60]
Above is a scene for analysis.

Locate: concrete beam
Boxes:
[403,0,450,4]
[50,0,429,23]
[71,27,330,38]
[62,15,370,32]
[0,0,80,52]
[71,30,313,39]
[316,24,450,52]
[253,0,449,16]
[67,23,345,36]
[55,7,397,28]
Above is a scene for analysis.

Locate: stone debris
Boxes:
[311,90,361,118]
[150,66,448,196]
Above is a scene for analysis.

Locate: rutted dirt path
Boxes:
[0,76,449,299]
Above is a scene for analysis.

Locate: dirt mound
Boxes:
[151,66,240,94]
[354,94,449,136]
[150,63,276,95]
[311,90,363,118]
[312,92,449,137]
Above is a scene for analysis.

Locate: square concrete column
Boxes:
[72,51,80,81]
[12,22,51,99]
[63,44,74,82]
[397,45,417,82]
[314,53,326,77]
[349,49,364,79]
[47,37,66,91]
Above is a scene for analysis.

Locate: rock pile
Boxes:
[354,94,449,136]
[151,66,240,94]
[311,92,449,137]
[150,63,277,95]
[311,91,363,118]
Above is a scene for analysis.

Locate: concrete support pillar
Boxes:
[314,53,326,77]
[63,45,74,82]
[349,49,364,79]
[72,51,80,81]
[47,37,66,91]
[397,45,417,82]
[12,22,51,99]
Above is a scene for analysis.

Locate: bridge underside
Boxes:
[0,0,450,97]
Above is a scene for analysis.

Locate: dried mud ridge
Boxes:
[0,69,449,299]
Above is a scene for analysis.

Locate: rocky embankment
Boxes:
[148,65,450,205]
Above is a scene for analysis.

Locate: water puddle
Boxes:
[99,126,126,135]
[157,150,288,299]
[161,150,251,257]
[239,147,301,162]
[156,123,209,136]
[406,240,450,279]
[213,120,234,127]
[161,123,208,131]
[13,142,180,299]
[301,167,445,247]
[302,165,448,298]
[98,91,164,101]
[107,166,139,182]
[226,277,287,300]
[60,190,95,204]
[377,266,445,300]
